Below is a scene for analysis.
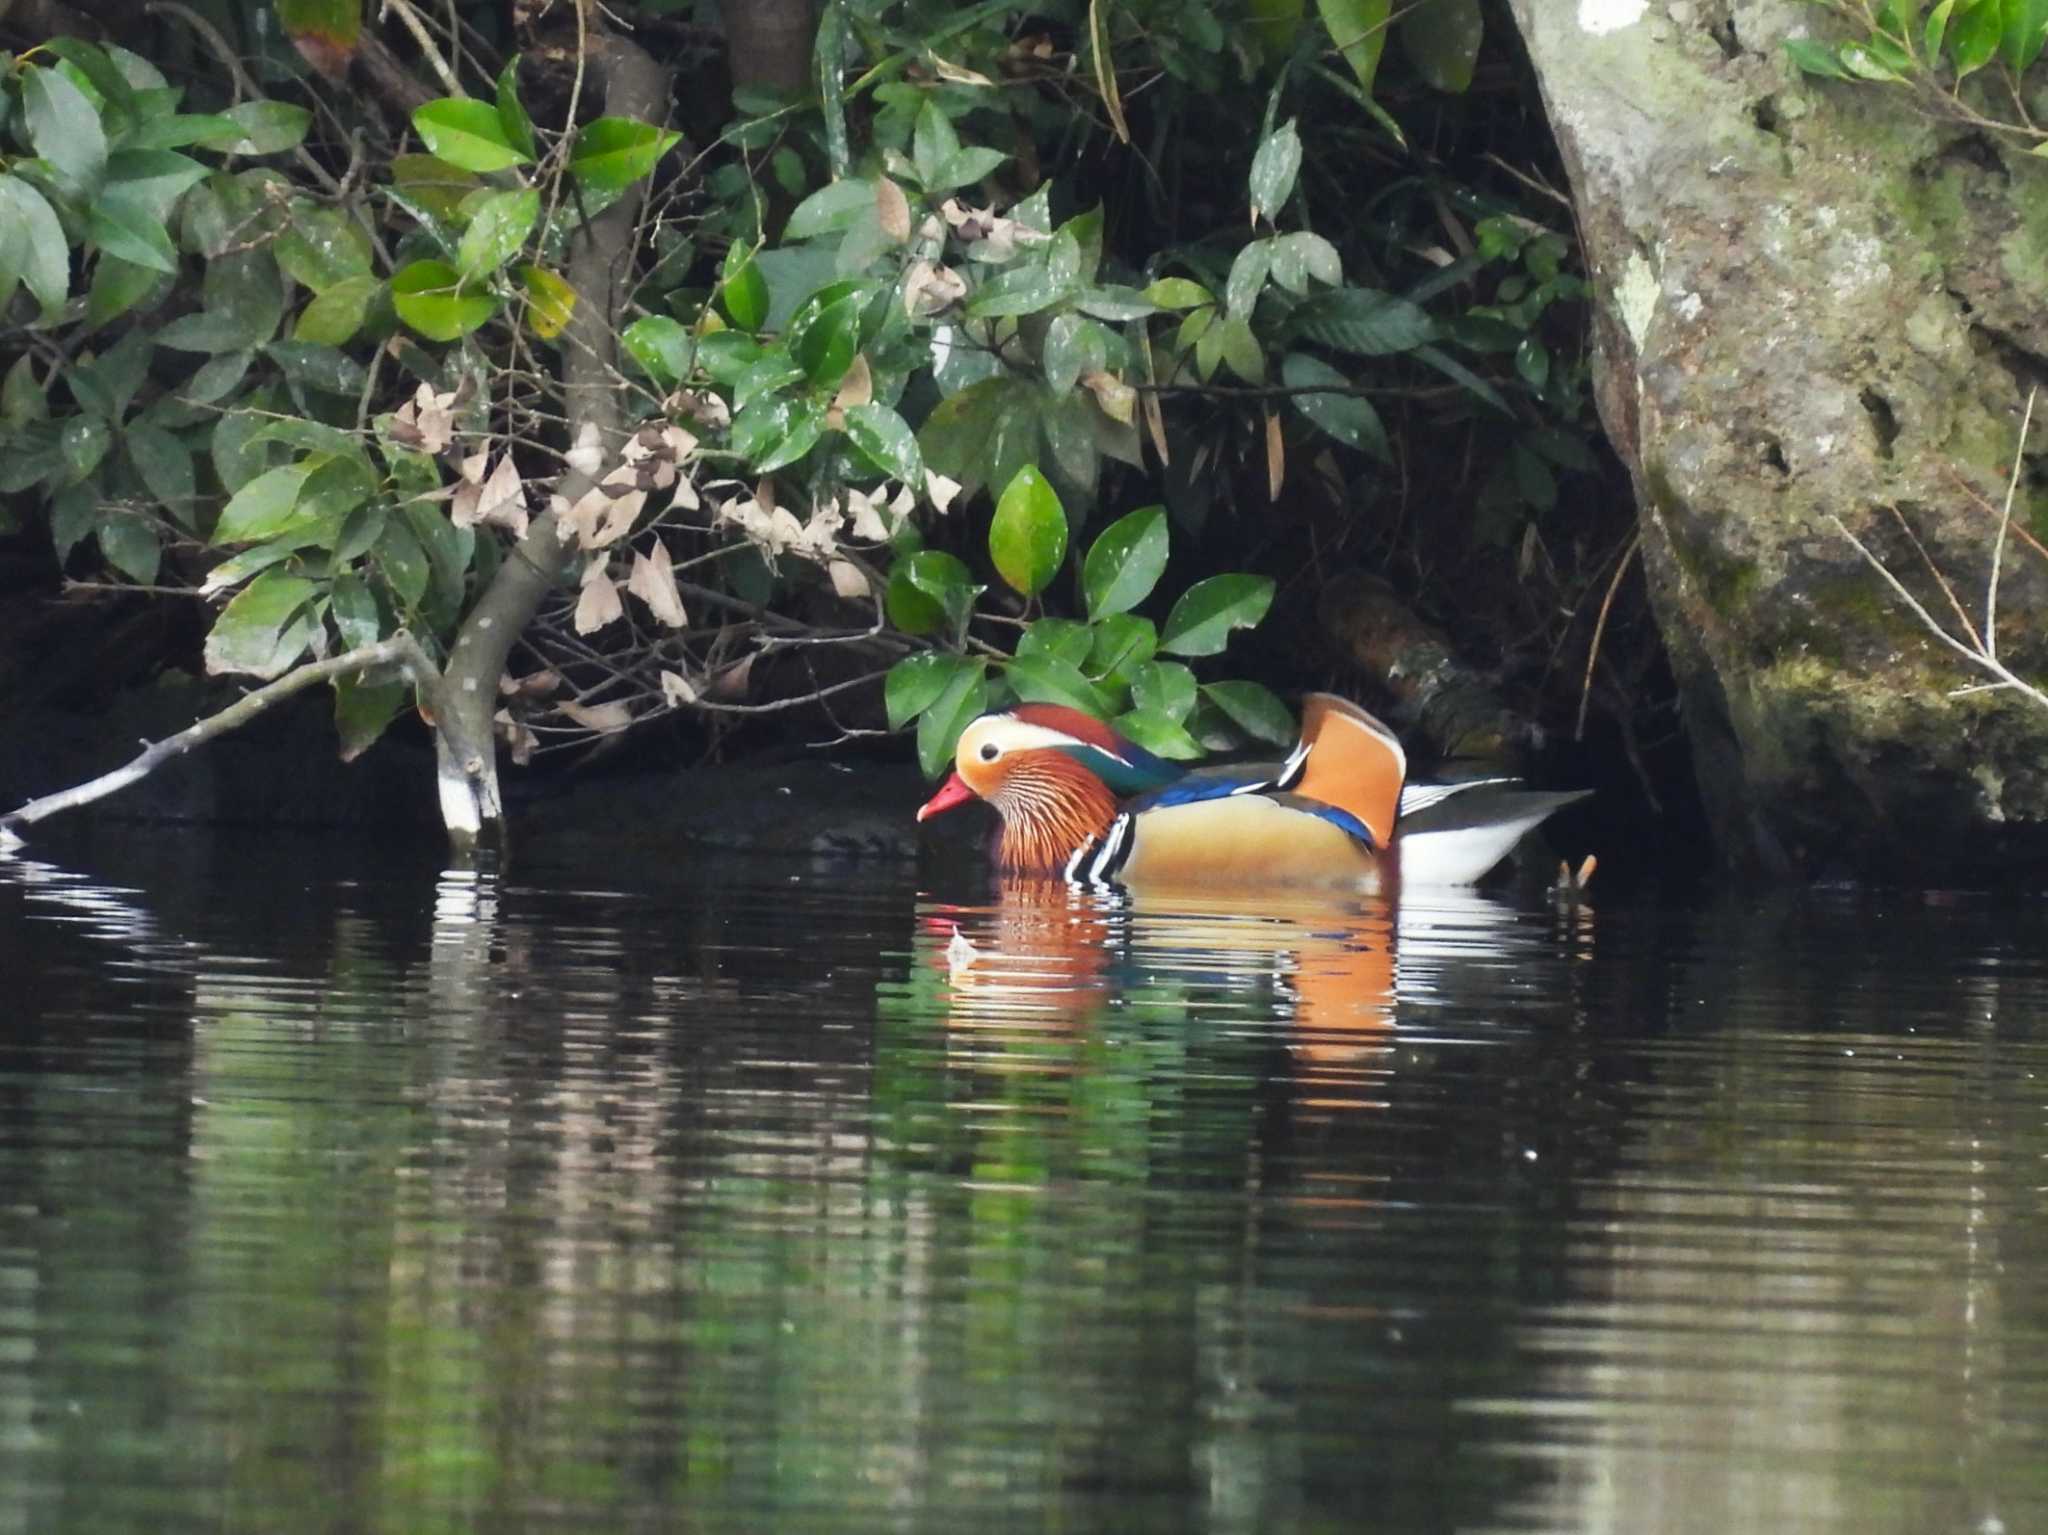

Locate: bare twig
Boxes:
[1576,534,1637,740]
[1987,386,2036,663]
[0,635,443,850]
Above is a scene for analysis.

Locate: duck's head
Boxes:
[916,705,1178,872]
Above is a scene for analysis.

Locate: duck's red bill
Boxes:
[916,772,977,822]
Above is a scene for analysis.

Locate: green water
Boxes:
[2,830,2045,1533]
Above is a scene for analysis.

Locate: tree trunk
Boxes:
[1507,0,2048,879]
[724,0,815,92]
[433,31,674,853]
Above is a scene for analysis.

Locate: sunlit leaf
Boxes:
[496,54,538,160]
[844,402,924,485]
[988,464,1068,597]
[1019,616,1094,668]
[886,650,975,729]
[515,264,575,338]
[916,657,988,777]
[1113,706,1203,759]
[293,273,378,345]
[887,549,980,636]
[1130,658,1197,721]
[391,259,496,341]
[1317,0,1391,95]
[571,116,679,191]
[623,314,694,384]
[455,187,539,282]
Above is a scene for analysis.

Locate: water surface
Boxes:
[2,829,2044,1533]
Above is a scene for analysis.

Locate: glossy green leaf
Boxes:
[391,259,496,341]
[1781,36,1851,77]
[729,396,824,473]
[695,331,765,384]
[968,263,1073,320]
[1281,352,1389,460]
[225,100,313,155]
[1018,616,1094,668]
[1291,287,1435,356]
[1130,659,1198,721]
[1226,240,1272,317]
[930,145,1007,193]
[456,187,539,282]
[916,658,988,778]
[496,55,538,160]
[127,112,242,150]
[886,549,980,636]
[1948,0,2003,73]
[413,98,529,172]
[1088,614,1157,682]
[1248,119,1302,225]
[2002,0,2048,69]
[571,116,679,191]
[988,464,1068,597]
[720,249,770,331]
[789,288,862,387]
[375,517,431,610]
[623,314,695,385]
[98,515,161,584]
[204,569,319,678]
[1112,706,1204,760]
[911,99,962,188]
[886,651,975,729]
[24,65,106,194]
[1005,653,1112,716]
[1160,573,1275,657]
[843,402,923,485]
[1203,679,1295,746]
[1042,313,1110,396]
[60,417,111,483]
[0,175,70,320]
[88,190,178,273]
[1270,231,1343,294]
[294,273,379,345]
[214,462,314,543]
[1082,505,1168,620]
[1317,0,1391,95]
[786,177,876,239]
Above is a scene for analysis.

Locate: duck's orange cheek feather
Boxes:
[917,772,981,822]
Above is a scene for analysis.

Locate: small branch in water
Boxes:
[0,634,441,850]
[1577,534,1638,741]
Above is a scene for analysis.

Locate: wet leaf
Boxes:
[720,248,770,331]
[1160,573,1275,657]
[1281,351,1389,460]
[496,54,538,160]
[413,98,529,172]
[1248,119,1302,226]
[570,116,679,191]
[1018,616,1094,668]
[293,274,379,345]
[1005,652,1111,716]
[1082,504,1168,620]
[886,549,980,636]
[391,259,496,341]
[786,178,875,238]
[988,464,1067,597]
[456,187,539,282]
[224,100,313,155]
[886,651,974,728]
[1130,659,1197,721]
[623,314,694,384]
[1088,613,1157,682]
[844,402,923,485]
[916,657,987,778]
[213,462,313,544]
[274,202,373,292]
[1113,706,1204,759]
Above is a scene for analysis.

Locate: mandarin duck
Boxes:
[915,693,1588,890]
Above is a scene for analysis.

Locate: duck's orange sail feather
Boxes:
[1288,694,1407,850]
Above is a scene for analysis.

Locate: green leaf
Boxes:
[456,187,539,282]
[1160,573,1275,657]
[98,515,161,585]
[127,113,242,150]
[1218,314,1264,383]
[1,356,47,426]
[1949,0,2003,73]
[1271,231,1343,294]
[87,190,177,273]
[391,259,497,341]
[887,549,980,636]
[622,314,695,385]
[60,416,111,483]
[1248,119,1302,225]
[843,402,924,485]
[2002,0,2048,70]
[1400,0,1482,92]
[729,395,824,473]
[375,517,431,610]
[125,423,195,519]
[1202,680,1295,746]
[294,273,379,345]
[214,462,313,543]
[1226,240,1273,318]
[930,145,1007,193]
[277,0,361,74]
[1140,277,1214,311]
[274,202,373,292]
[786,177,877,239]
[0,174,71,319]
[696,331,764,384]
[413,98,530,172]
[1004,652,1112,716]
[720,248,770,331]
[1042,313,1110,396]
[334,677,405,762]
[788,286,863,387]
[1281,351,1389,460]
[1112,706,1204,760]
[916,658,988,778]
[86,254,163,328]
[1317,0,1391,95]
[1018,616,1094,668]
[24,65,107,195]
[204,569,319,679]
[328,568,383,650]
[1130,658,1197,721]
[1291,287,1436,355]
[496,55,538,160]
[1782,36,1851,77]
[886,651,975,729]
[912,99,962,188]
[1088,613,1158,682]
[966,264,1074,320]
[1082,504,1169,620]
[989,464,1068,597]
[1924,0,1956,59]
[224,100,313,155]
[571,116,679,192]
